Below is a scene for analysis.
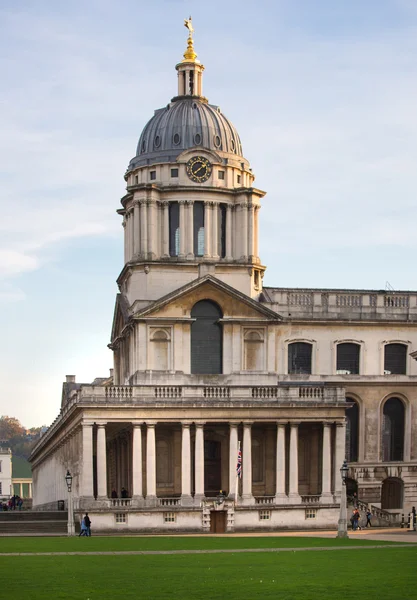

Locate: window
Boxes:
[345,398,359,462]
[259,510,271,520]
[193,201,205,256]
[382,398,405,461]
[134,175,138,184]
[305,508,317,519]
[171,168,179,178]
[150,171,156,180]
[219,204,226,258]
[288,342,312,374]
[244,330,264,371]
[336,343,360,374]
[191,300,223,374]
[115,513,126,523]
[0,460,2,472]
[0,482,2,494]
[218,170,225,180]
[150,329,170,370]
[384,343,407,375]
[169,202,179,256]
[237,175,241,184]
[164,512,176,523]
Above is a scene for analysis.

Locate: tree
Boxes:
[0,416,25,441]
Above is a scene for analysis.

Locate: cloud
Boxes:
[0,251,39,278]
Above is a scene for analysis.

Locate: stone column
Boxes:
[288,422,300,501]
[225,204,233,261]
[29,482,32,498]
[133,201,140,256]
[19,482,23,497]
[186,201,194,259]
[204,201,211,257]
[185,69,190,95]
[129,209,135,259]
[179,200,186,258]
[81,423,94,498]
[140,200,148,258]
[321,422,332,500]
[181,423,192,503]
[275,423,287,503]
[123,220,127,263]
[211,202,219,259]
[96,424,107,499]
[145,422,156,503]
[148,199,157,259]
[228,423,239,499]
[334,421,346,496]
[242,422,253,503]
[162,201,170,257]
[254,206,260,259]
[132,424,143,502]
[194,422,205,500]
[241,202,248,260]
[247,203,255,259]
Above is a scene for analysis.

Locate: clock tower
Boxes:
[119,20,266,308]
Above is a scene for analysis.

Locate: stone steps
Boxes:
[0,510,72,535]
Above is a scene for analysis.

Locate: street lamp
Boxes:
[336,460,349,539]
[216,490,226,506]
[65,470,75,536]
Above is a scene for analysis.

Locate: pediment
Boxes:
[110,293,131,343]
[133,275,282,322]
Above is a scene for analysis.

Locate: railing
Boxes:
[384,295,409,308]
[158,497,181,507]
[254,496,275,505]
[204,387,230,399]
[154,387,182,398]
[336,294,362,308]
[111,498,131,507]
[106,387,133,400]
[299,387,324,399]
[301,495,321,504]
[252,387,278,399]
[348,497,398,524]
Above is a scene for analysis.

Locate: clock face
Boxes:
[186,156,212,183]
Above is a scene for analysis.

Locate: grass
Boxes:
[1,545,416,599]
[0,535,402,553]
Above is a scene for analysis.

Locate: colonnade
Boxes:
[81,420,346,504]
[123,199,259,263]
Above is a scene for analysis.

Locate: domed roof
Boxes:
[127,97,243,171]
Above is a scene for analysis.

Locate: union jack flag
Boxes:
[236,446,242,478]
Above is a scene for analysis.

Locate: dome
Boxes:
[127,98,243,171]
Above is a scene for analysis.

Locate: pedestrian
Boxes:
[354,509,362,530]
[17,498,23,510]
[121,487,128,499]
[83,512,92,536]
[350,510,356,530]
[366,510,372,527]
[79,518,88,536]
[111,489,118,499]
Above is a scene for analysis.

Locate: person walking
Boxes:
[79,518,88,536]
[83,513,92,537]
[366,510,372,527]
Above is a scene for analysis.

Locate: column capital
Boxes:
[242,421,253,427]
[178,199,187,205]
[185,199,194,206]
[195,421,206,428]
[289,421,301,427]
[132,423,143,429]
[181,421,192,428]
[144,421,157,428]
[335,420,347,428]
[322,421,333,428]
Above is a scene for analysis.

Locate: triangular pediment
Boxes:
[132,275,282,321]
[110,293,131,343]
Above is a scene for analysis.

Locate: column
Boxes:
[123,219,127,262]
[275,423,287,502]
[186,201,194,258]
[288,422,300,500]
[204,201,211,257]
[162,201,169,257]
[242,422,253,503]
[140,200,148,258]
[133,201,140,256]
[181,423,192,503]
[19,483,23,497]
[228,423,238,499]
[194,423,205,499]
[146,423,156,501]
[132,425,143,500]
[334,421,346,495]
[321,422,332,500]
[241,202,248,259]
[185,69,190,95]
[179,200,186,258]
[211,202,219,259]
[129,209,135,259]
[96,424,107,499]
[225,204,233,260]
[254,206,260,259]
[148,199,157,259]
[116,439,122,493]
[81,423,94,498]
[247,203,254,258]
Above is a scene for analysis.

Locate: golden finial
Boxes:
[183,16,197,62]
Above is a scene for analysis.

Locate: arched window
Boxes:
[345,398,359,462]
[337,343,360,374]
[288,342,312,374]
[384,343,407,375]
[244,330,264,371]
[381,477,403,509]
[169,202,179,256]
[382,398,405,461]
[191,300,222,374]
[150,329,170,370]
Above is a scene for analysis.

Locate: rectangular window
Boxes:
[288,342,312,374]
[219,204,226,258]
[0,482,2,494]
[171,168,179,178]
[305,508,317,519]
[193,201,205,256]
[336,343,360,375]
[259,510,271,521]
[169,202,179,256]
[115,513,126,524]
[237,175,241,183]
[218,170,225,180]
[0,460,2,472]
[150,170,156,180]
[134,175,138,184]
[384,344,407,375]
[164,512,176,523]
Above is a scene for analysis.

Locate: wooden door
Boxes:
[210,510,227,533]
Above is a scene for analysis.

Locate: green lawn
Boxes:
[1,546,416,599]
[0,535,401,553]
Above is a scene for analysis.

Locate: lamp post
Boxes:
[336,460,349,538]
[65,470,75,536]
[216,490,226,506]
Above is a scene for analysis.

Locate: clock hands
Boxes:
[194,165,206,176]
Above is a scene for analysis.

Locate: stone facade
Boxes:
[30,28,417,532]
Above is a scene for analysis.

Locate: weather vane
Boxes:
[184,16,194,37]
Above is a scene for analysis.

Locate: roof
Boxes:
[12,455,32,478]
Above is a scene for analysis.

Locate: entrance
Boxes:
[210,510,227,533]
[204,440,221,496]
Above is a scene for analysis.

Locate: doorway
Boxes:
[204,440,221,496]
[210,510,227,533]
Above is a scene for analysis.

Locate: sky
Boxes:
[1,0,417,428]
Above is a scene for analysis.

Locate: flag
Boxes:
[236,445,242,478]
